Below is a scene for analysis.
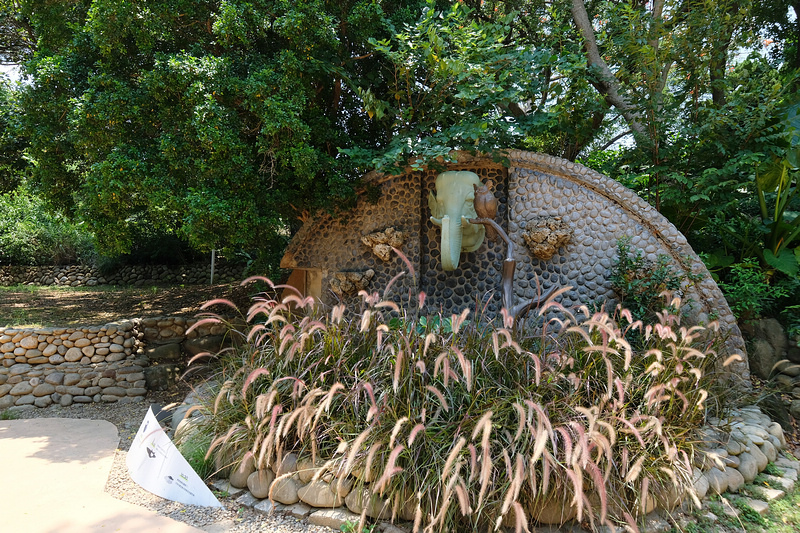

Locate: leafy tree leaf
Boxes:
[764,248,799,276]
[757,157,788,193]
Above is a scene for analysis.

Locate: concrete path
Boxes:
[0,417,204,533]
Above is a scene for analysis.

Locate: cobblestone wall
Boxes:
[0,262,244,287]
[505,151,747,376]
[420,163,509,316]
[282,170,421,310]
[0,317,228,409]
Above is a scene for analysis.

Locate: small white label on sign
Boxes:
[126,406,222,508]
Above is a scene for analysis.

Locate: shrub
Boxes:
[0,409,19,420]
[782,304,800,339]
[717,260,790,321]
[610,238,693,324]
[0,188,95,266]
[177,432,215,480]
[182,270,728,531]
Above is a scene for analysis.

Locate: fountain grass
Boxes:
[177,265,735,532]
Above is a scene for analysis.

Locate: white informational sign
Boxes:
[126,407,223,508]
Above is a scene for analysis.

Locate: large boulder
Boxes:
[145,342,182,363]
[297,479,344,508]
[247,469,275,499]
[345,486,392,519]
[754,318,789,356]
[529,496,577,525]
[184,335,227,357]
[144,364,181,391]
[171,380,217,435]
[788,338,800,364]
[230,454,256,488]
[749,318,790,378]
[757,392,793,431]
[749,338,779,379]
[270,476,301,504]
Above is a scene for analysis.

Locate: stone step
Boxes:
[746,484,786,502]
[774,456,800,474]
[253,499,284,514]
[738,497,769,516]
[285,502,313,519]
[758,473,795,492]
[236,492,259,507]
[308,507,360,529]
[210,478,245,498]
[774,466,798,481]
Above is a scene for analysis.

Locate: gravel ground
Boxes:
[9,391,331,533]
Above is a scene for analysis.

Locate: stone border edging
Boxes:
[192,404,797,532]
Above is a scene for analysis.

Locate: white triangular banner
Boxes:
[126,406,223,507]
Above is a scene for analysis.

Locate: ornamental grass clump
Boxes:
[180,268,732,532]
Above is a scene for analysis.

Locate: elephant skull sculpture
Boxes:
[428,171,486,271]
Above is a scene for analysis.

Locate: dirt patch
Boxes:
[0,283,258,328]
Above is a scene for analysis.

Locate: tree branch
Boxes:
[598,129,633,151]
[570,0,646,137]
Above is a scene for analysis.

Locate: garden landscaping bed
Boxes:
[9,393,800,533]
[4,283,800,532]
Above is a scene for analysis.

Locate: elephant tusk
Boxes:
[440,215,462,271]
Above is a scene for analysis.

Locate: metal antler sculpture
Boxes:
[470,181,556,323]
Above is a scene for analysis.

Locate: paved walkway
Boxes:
[0,417,204,533]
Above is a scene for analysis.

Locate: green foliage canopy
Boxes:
[10,0,800,297]
[18,0,432,256]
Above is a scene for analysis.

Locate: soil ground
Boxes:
[0,282,257,328]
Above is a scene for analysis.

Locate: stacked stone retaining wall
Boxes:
[0,262,245,287]
[0,321,142,408]
[0,316,229,409]
[134,316,235,390]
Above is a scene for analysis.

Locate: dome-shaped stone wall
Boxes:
[280,151,747,382]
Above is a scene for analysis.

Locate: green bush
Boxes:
[0,188,95,266]
[782,305,800,339]
[181,271,726,531]
[610,238,697,325]
[717,260,790,321]
[177,432,215,481]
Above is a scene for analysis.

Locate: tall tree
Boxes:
[752,0,800,71]
[19,0,429,257]
[14,0,785,273]
[0,78,26,191]
[0,0,36,64]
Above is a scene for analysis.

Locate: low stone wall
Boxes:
[0,262,244,287]
[694,406,792,497]
[134,316,234,390]
[0,316,230,409]
[0,321,143,408]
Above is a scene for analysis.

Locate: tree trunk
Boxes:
[793,1,800,71]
